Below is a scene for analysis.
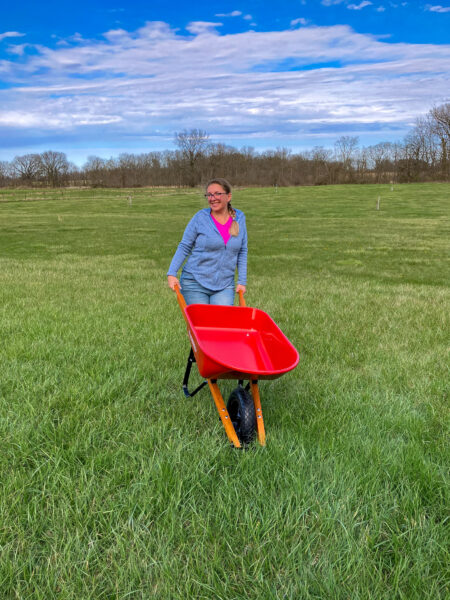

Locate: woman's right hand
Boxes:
[167,275,180,291]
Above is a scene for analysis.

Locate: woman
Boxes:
[167,178,247,305]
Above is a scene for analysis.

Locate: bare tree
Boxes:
[38,151,69,186]
[367,142,397,182]
[430,103,450,178]
[430,103,450,139]
[174,129,210,186]
[84,156,108,187]
[308,146,333,185]
[67,162,80,186]
[354,147,369,183]
[12,154,42,183]
[402,104,450,181]
[0,161,12,186]
[334,136,359,182]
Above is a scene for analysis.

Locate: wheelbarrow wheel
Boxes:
[227,387,256,445]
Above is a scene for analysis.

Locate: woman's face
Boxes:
[206,183,230,214]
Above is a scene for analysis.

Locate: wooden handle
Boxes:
[238,290,246,307]
[174,283,187,313]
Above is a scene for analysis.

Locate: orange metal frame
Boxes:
[174,284,266,447]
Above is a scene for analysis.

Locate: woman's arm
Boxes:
[236,215,248,288]
[167,216,198,286]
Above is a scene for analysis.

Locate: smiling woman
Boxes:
[166,178,247,306]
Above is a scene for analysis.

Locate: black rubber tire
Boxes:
[227,387,256,445]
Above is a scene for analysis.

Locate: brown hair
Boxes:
[206,178,239,236]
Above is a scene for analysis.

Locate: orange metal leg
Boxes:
[207,380,241,448]
[250,381,266,446]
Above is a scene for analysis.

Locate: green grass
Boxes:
[0,183,449,599]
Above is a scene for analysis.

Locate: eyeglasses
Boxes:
[204,192,228,199]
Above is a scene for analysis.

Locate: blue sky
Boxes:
[1,0,449,165]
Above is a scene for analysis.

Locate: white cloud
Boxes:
[377,6,386,11]
[185,22,223,34]
[0,31,25,42]
[216,11,242,17]
[0,110,122,128]
[6,44,28,56]
[291,18,309,26]
[348,1,373,9]
[0,22,449,153]
[425,4,450,12]
[214,10,253,22]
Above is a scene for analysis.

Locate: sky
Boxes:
[1,0,449,166]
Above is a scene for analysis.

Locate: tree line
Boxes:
[1,104,448,188]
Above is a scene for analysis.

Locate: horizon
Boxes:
[0,130,429,170]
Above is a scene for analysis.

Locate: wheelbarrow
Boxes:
[174,285,299,448]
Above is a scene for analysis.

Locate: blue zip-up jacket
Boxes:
[167,208,248,291]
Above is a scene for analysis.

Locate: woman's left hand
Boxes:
[236,284,246,294]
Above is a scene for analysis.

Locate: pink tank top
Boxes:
[211,215,232,245]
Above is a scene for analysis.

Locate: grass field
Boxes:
[0,183,449,599]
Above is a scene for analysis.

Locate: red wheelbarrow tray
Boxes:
[184,303,299,381]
